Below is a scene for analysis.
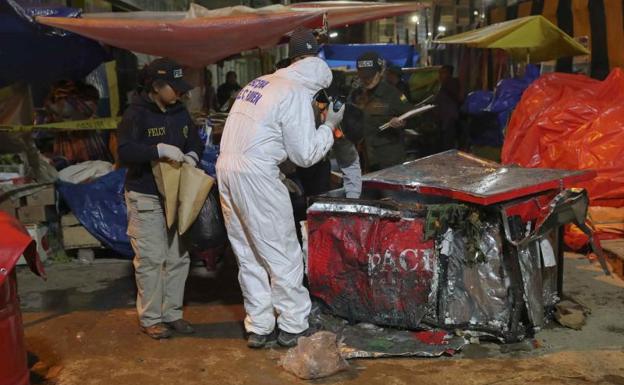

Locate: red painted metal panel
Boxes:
[0,270,29,385]
[307,205,436,328]
[0,212,45,385]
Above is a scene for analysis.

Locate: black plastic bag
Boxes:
[183,188,227,253]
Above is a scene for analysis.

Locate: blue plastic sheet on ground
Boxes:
[57,169,133,257]
[463,64,540,147]
[0,1,109,87]
[319,44,419,69]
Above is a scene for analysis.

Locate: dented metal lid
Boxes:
[362,150,595,205]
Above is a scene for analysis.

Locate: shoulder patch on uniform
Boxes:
[400,94,408,102]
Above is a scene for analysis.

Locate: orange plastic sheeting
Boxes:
[38,11,325,67]
[517,2,532,18]
[566,206,624,249]
[542,0,559,24]
[588,206,624,234]
[502,68,624,207]
[604,0,624,70]
[489,7,506,24]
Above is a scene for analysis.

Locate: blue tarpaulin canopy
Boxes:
[319,44,419,69]
[0,1,109,87]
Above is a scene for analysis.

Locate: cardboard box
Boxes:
[17,205,56,224]
[17,224,50,265]
[0,198,19,218]
[62,225,101,249]
[26,186,56,206]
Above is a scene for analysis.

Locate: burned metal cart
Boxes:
[306,151,606,342]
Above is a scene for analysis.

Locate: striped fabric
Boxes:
[488,0,624,79]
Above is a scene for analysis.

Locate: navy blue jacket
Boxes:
[117,92,203,195]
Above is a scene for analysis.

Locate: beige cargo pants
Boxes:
[125,190,190,327]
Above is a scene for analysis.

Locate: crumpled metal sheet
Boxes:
[518,242,545,330]
[362,150,593,205]
[438,225,512,331]
[308,201,401,218]
[310,310,467,359]
[541,231,560,308]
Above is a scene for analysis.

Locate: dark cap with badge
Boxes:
[146,57,193,94]
[288,28,320,59]
[356,51,384,78]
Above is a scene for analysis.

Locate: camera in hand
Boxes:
[331,95,346,112]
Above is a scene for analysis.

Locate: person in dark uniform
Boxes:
[434,64,462,151]
[117,58,204,340]
[217,71,242,111]
[385,65,412,103]
[351,52,414,172]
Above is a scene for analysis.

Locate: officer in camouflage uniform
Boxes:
[351,52,413,172]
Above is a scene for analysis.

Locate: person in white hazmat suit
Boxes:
[216,28,345,349]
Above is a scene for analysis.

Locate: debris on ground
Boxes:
[555,300,590,330]
[308,306,468,359]
[280,331,349,380]
[499,339,540,354]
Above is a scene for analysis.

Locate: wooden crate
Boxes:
[61,215,101,250]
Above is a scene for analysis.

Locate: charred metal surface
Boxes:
[307,153,601,342]
[362,150,592,205]
[307,201,436,329]
[436,225,512,332]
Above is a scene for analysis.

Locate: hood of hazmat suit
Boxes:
[216,56,335,335]
[218,56,334,170]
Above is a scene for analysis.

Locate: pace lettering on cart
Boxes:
[368,248,434,274]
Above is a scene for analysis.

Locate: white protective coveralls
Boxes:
[216,57,335,335]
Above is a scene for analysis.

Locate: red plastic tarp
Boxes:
[290,1,423,28]
[502,68,624,208]
[36,2,423,68]
[37,10,324,67]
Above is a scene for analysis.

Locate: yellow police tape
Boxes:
[0,117,121,132]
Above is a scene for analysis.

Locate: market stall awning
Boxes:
[36,2,424,67]
[0,2,109,87]
[37,8,324,67]
[435,15,590,63]
[290,1,424,29]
